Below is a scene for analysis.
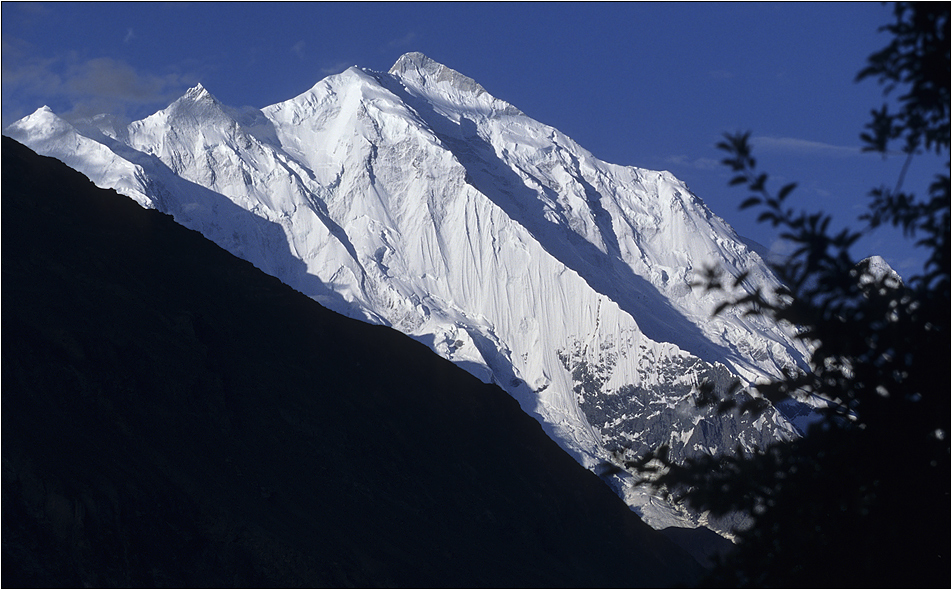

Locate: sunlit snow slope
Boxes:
[6,52,808,530]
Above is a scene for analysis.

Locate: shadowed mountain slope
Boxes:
[1,137,704,587]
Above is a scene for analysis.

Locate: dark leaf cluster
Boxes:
[857,2,950,155]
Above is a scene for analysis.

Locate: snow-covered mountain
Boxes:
[6,52,808,530]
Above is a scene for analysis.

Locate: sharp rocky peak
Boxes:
[181,83,219,104]
[185,82,207,96]
[390,52,487,97]
[159,83,238,127]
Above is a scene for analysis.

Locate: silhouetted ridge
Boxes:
[1,136,703,587]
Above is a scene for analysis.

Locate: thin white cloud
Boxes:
[387,31,418,49]
[292,40,306,60]
[65,57,183,103]
[751,136,867,158]
[124,28,135,43]
[2,53,61,97]
[319,60,356,75]
[664,155,721,171]
[707,69,735,80]
[2,39,199,126]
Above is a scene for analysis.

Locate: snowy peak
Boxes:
[858,255,903,289]
[184,82,211,99]
[161,82,232,123]
[388,52,522,119]
[26,105,57,119]
[9,105,72,139]
[390,52,488,97]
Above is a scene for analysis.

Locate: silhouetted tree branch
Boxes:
[627,3,949,586]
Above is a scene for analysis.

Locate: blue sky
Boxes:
[3,2,942,277]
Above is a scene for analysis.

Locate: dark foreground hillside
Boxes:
[1,137,703,587]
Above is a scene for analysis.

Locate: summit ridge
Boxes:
[391,51,488,96]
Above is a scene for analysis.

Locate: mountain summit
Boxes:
[391,51,489,96]
[6,52,808,530]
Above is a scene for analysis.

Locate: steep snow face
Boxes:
[6,53,808,531]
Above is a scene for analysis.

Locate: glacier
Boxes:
[5,52,809,531]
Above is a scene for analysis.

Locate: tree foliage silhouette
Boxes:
[628,3,949,586]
